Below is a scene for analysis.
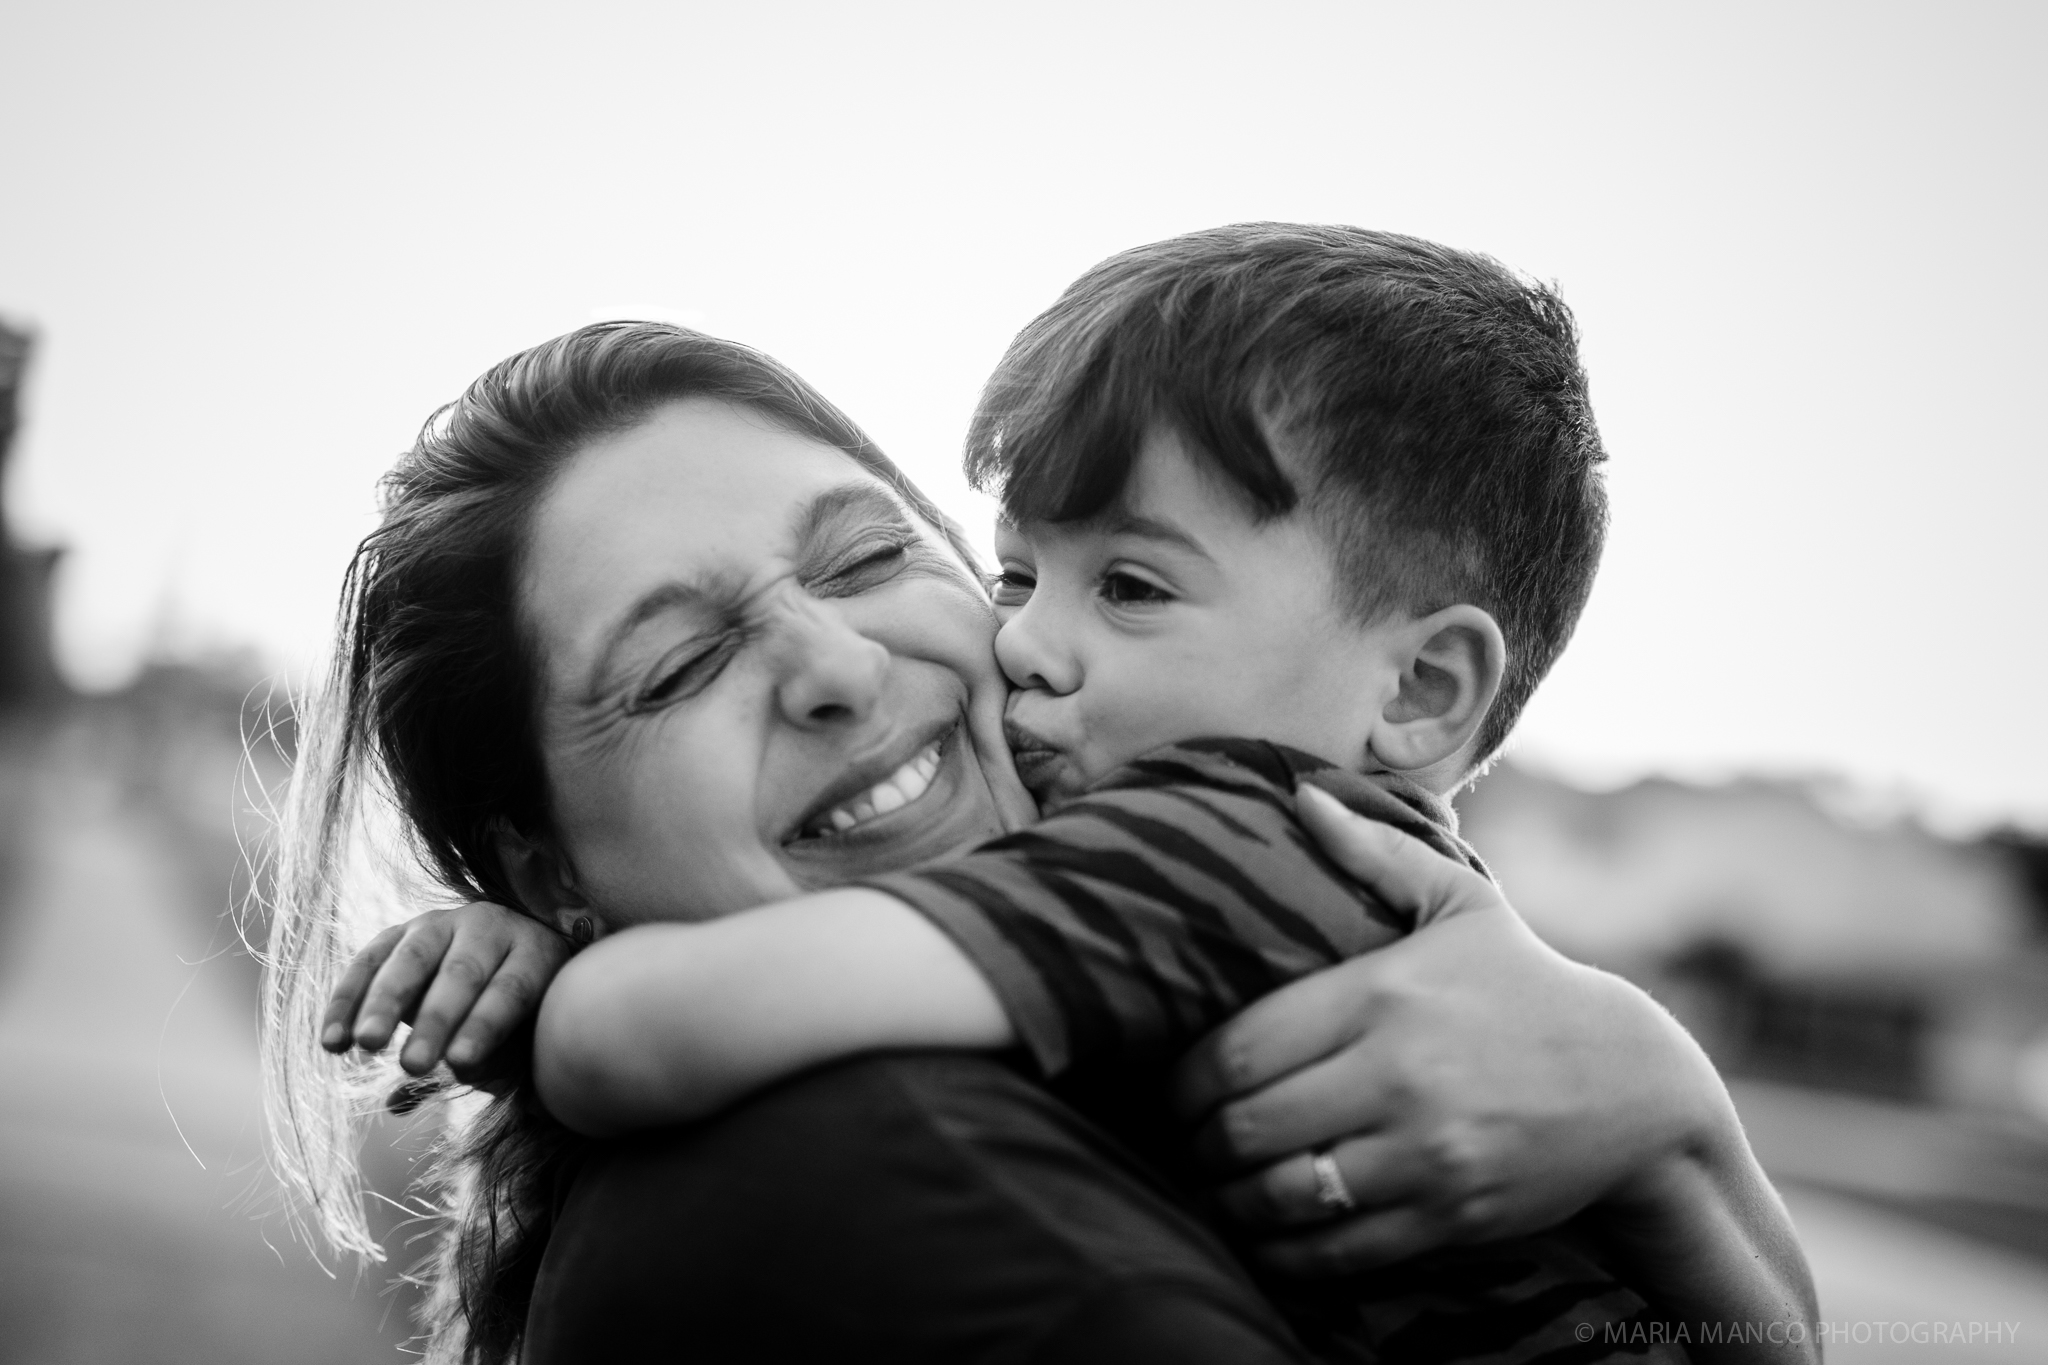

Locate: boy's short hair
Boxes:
[965,223,1608,765]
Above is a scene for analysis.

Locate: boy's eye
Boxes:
[989,566,1036,608]
[1098,570,1170,606]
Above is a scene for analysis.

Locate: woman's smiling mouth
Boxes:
[800,735,946,837]
[775,708,1015,885]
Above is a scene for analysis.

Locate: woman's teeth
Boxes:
[812,740,944,836]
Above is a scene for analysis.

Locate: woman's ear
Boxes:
[1368,605,1506,775]
[490,819,601,940]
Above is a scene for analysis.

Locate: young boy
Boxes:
[339,225,1666,1362]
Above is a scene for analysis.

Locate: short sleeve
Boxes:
[859,740,1412,1077]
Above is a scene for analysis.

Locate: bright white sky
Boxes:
[2,2,2043,826]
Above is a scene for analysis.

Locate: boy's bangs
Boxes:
[968,339,1299,527]
[968,358,1152,525]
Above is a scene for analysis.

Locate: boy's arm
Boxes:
[533,890,1013,1137]
[859,744,1402,1078]
[543,742,1386,1136]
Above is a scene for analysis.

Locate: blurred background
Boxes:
[1,2,2043,1360]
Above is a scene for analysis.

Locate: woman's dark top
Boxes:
[522,1051,1308,1363]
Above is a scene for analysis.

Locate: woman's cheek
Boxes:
[895,583,1033,830]
[887,576,1034,829]
[557,718,782,923]
[897,573,1004,686]
[592,792,797,923]
[642,744,800,917]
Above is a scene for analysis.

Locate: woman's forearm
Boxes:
[533,892,1013,1136]
[1592,1041,1818,1364]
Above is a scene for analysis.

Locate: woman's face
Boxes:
[518,398,1035,926]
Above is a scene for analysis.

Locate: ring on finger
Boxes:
[1309,1146,1356,1215]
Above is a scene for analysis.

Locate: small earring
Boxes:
[570,915,594,946]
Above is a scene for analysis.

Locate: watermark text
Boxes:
[1572,1318,2023,1347]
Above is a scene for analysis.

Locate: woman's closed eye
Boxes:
[634,632,745,710]
[804,537,913,599]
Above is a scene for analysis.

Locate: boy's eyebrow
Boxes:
[1101,511,1214,561]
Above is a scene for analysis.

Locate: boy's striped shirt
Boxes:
[867,736,1450,1079]
[864,737,1685,1365]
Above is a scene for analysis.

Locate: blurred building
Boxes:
[0,321,61,706]
[1459,763,2048,1120]
[0,322,421,1362]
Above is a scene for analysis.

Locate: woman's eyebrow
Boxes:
[584,485,916,700]
[791,481,916,555]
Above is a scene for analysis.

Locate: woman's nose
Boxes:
[773,598,890,728]
[993,595,1079,695]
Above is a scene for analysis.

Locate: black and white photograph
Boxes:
[0,4,2043,1362]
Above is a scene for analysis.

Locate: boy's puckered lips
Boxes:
[1003,717,1070,796]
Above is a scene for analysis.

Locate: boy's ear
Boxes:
[1368,605,1506,775]
[490,819,599,940]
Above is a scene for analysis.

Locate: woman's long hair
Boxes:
[258,321,976,1363]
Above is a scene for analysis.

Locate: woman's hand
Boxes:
[320,901,573,1080]
[1176,788,1708,1264]
[1173,786,1817,1358]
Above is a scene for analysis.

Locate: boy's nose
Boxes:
[773,597,889,728]
[994,598,1079,695]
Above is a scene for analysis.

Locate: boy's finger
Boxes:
[499,927,575,984]
[445,927,572,1078]
[321,924,404,1051]
[399,933,514,1075]
[1296,785,1494,927]
[353,920,458,1052]
[444,970,549,1075]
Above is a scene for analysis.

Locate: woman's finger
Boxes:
[320,924,405,1051]
[1296,784,1500,928]
[352,917,458,1051]
[1212,1131,1422,1228]
[1251,1203,1459,1278]
[398,928,514,1075]
[1172,959,1373,1120]
[1190,1019,1398,1170]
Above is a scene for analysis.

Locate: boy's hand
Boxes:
[320,902,574,1080]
